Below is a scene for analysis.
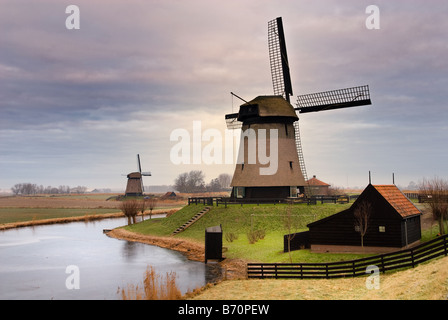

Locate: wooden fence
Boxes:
[247,234,448,279]
[188,195,352,207]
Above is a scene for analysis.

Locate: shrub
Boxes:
[247,229,266,244]
[225,232,238,243]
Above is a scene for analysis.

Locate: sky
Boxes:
[0,0,447,192]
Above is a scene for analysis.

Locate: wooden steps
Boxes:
[171,207,211,236]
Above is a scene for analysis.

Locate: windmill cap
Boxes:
[127,172,142,178]
[237,95,298,121]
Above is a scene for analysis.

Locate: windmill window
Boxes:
[379,226,386,233]
[289,161,293,169]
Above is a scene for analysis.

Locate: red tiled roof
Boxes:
[307,176,330,186]
[373,185,421,218]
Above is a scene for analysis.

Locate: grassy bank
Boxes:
[123,202,379,263]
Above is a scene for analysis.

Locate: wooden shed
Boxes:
[307,184,422,253]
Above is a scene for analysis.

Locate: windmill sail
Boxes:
[268,17,308,188]
[296,85,371,113]
[268,17,293,102]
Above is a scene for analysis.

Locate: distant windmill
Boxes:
[225,17,372,199]
[124,154,151,197]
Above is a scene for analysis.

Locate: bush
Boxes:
[247,229,266,244]
[225,232,238,243]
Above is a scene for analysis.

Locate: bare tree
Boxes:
[283,204,300,263]
[218,173,232,189]
[419,177,448,235]
[354,200,372,248]
[147,197,158,220]
[119,200,140,225]
[174,170,205,193]
[139,199,147,221]
[174,172,189,193]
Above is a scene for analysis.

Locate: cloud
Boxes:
[0,0,447,190]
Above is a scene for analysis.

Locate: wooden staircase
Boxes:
[171,206,210,236]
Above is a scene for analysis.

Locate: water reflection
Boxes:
[0,217,221,300]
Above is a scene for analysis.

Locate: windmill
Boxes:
[225,17,371,199]
[124,154,151,197]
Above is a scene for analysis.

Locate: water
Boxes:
[0,216,220,300]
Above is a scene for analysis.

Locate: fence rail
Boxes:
[188,195,353,207]
[247,234,448,279]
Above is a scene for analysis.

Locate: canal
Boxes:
[0,216,220,300]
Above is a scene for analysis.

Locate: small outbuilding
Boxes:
[306,184,422,253]
[204,225,223,263]
[161,191,177,199]
[307,175,331,196]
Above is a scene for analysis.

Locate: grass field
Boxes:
[1,194,445,300]
[0,194,185,225]
[0,207,121,224]
[191,255,448,300]
[123,202,378,263]
[123,201,438,264]
[120,201,448,300]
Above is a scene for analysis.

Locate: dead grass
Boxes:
[0,212,124,230]
[119,265,182,300]
[107,228,205,262]
[191,256,448,300]
[0,208,181,231]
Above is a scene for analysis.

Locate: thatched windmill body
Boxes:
[124,154,151,197]
[225,17,372,200]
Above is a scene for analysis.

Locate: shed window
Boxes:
[289,186,298,198]
[379,226,386,233]
[234,187,245,198]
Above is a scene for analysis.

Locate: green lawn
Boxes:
[123,202,375,263]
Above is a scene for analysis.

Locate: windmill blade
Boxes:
[137,154,142,173]
[296,85,371,114]
[293,119,314,196]
[225,113,242,129]
[268,17,293,102]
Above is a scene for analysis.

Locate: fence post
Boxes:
[381,255,385,274]
[411,249,415,268]
[274,264,278,279]
[444,235,447,256]
[325,264,329,279]
[352,261,356,277]
[261,264,264,279]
